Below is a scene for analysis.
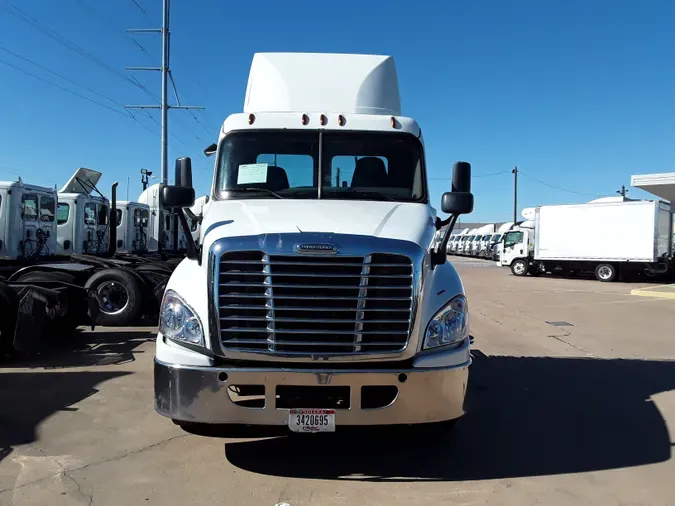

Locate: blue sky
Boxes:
[1,0,673,222]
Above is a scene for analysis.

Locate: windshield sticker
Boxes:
[237,163,268,185]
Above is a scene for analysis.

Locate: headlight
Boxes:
[159,289,204,346]
[423,295,469,349]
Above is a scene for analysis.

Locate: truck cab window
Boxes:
[21,194,38,221]
[216,130,426,203]
[322,132,425,202]
[116,209,123,227]
[504,231,523,247]
[57,203,69,225]
[40,196,56,223]
[255,153,314,188]
[331,155,388,188]
[84,203,97,225]
[140,209,149,227]
[98,205,109,225]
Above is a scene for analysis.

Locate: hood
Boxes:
[59,167,102,195]
[201,199,436,249]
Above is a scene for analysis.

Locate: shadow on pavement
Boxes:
[1,330,156,369]
[0,370,130,463]
[221,352,675,481]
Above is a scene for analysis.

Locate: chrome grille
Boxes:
[217,252,414,355]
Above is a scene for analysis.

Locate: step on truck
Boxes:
[499,199,674,281]
[154,52,475,432]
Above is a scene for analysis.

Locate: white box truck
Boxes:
[499,200,673,281]
[153,52,476,433]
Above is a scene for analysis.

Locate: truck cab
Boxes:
[154,52,475,432]
[138,183,188,252]
[499,221,535,274]
[0,179,58,260]
[478,233,493,257]
[114,201,151,254]
[57,168,110,256]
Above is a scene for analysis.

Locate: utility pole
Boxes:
[512,166,518,225]
[617,185,628,198]
[336,167,340,187]
[125,0,204,252]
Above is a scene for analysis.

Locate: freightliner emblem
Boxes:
[295,243,338,255]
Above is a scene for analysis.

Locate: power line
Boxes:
[0,56,131,117]
[0,54,173,144]
[474,170,510,178]
[130,0,148,16]
[2,1,158,99]
[73,0,154,61]
[168,71,214,143]
[0,46,127,109]
[518,170,604,197]
[429,170,508,181]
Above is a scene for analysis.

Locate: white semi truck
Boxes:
[0,175,178,354]
[154,52,475,432]
[499,200,673,281]
[138,183,189,253]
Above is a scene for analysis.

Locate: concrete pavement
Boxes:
[1,258,673,505]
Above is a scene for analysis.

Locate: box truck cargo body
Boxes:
[500,200,673,281]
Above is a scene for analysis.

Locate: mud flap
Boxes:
[13,288,48,354]
[87,289,100,331]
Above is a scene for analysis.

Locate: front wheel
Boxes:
[510,259,528,276]
[85,268,144,326]
[595,263,617,282]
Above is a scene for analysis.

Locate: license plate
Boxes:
[288,409,336,433]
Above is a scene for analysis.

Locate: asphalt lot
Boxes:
[1,256,674,505]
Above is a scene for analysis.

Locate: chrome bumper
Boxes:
[155,358,470,426]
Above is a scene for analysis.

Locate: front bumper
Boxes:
[155,355,470,426]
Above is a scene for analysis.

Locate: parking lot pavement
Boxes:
[0,261,674,505]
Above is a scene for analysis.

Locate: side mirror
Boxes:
[175,157,193,188]
[441,161,474,216]
[204,143,217,157]
[162,186,195,208]
[452,161,471,193]
[431,160,474,269]
[441,192,474,215]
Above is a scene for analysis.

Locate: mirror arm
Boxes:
[431,214,459,269]
[183,207,201,223]
[435,216,452,230]
[175,209,198,260]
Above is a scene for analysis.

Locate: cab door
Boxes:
[500,230,526,266]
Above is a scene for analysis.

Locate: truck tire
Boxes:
[13,271,83,337]
[85,268,144,326]
[510,259,528,276]
[595,263,617,282]
[0,282,19,354]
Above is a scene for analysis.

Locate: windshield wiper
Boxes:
[336,189,396,202]
[232,187,284,199]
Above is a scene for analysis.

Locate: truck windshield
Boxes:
[215,130,426,203]
[504,231,523,247]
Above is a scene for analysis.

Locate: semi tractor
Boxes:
[499,199,673,281]
[0,176,177,355]
[154,52,475,433]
